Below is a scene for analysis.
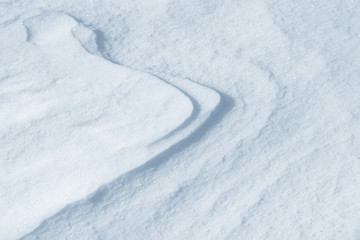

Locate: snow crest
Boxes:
[0,12,220,240]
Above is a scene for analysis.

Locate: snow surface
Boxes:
[0,0,360,239]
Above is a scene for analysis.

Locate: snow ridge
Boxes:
[0,12,225,240]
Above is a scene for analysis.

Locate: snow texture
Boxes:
[0,0,360,239]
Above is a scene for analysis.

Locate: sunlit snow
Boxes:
[1,0,360,239]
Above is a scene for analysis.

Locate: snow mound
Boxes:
[0,12,219,240]
[24,12,78,45]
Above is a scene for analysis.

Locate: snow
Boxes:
[1,0,360,239]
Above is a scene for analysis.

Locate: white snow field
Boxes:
[1,0,360,239]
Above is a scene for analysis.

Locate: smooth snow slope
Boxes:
[0,0,360,239]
